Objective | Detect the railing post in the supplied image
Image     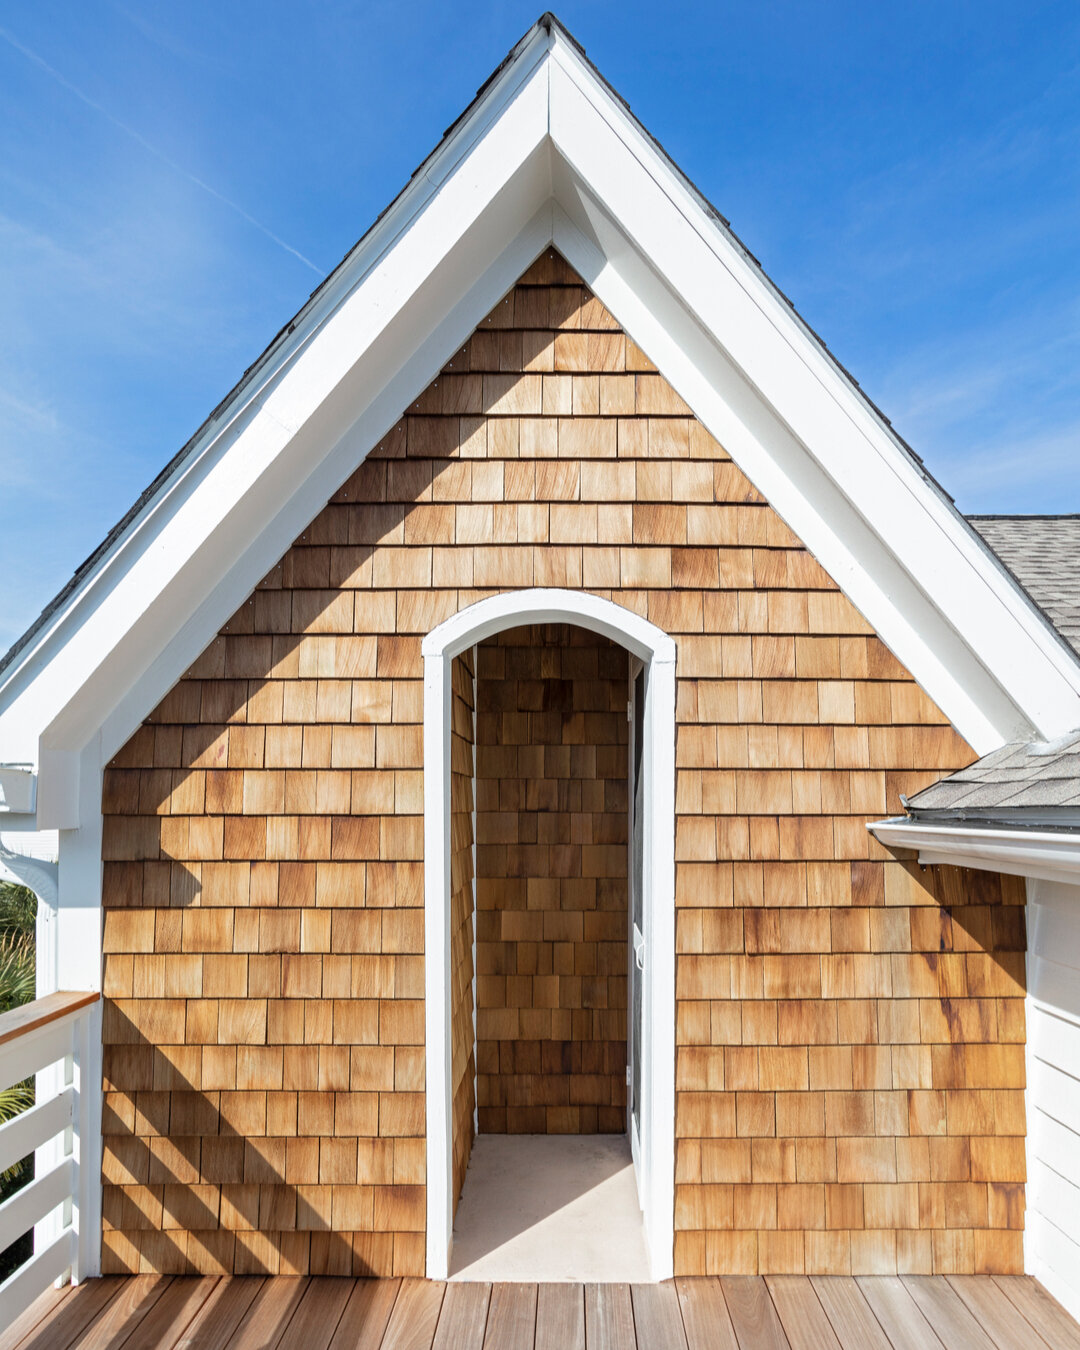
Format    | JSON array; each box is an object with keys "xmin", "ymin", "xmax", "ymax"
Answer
[
  {"xmin": 0, "ymin": 991, "xmax": 98, "ymax": 1323},
  {"xmin": 72, "ymin": 1008, "xmax": 91, "ymax": 1284},
  {"xmin": 61, "ymin": 1039, "xmax": 74, "ymax": 1276}
]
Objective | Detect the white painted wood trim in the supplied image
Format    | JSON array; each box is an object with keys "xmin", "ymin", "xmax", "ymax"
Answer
[
  {"xmin": 643, "ymin": 653, "xmax": 676, "ymax": 1281},
  {"xmin": 1024, "ymin": 878, "xmax": 1080, "ymax": 1313},
  {"xmin": 420, "ymin": 588, "xmax": 677, "ymax": 665},
  {"xmin": 423, "ymin": 589, "xmax": 675, "ymax": 1281},
  {"xmin": 7, "ymin": 20, "xmax": 1080, "ymax": 805},
  {"xmin": 545, "ymin": 32, "xmax": 1080, "ymax": 750},
  {"xmin": 48, "ymin": 742, "xmax": 104, "ymax": 1279},
  {"xmin": 423, "ymin": 650, "xmax": 454, "ymax": 1279}
]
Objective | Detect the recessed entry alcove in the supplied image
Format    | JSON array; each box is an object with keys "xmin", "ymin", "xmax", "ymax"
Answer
[{"xmin": 422, "ymin": 589, "xmax": 676, "ymax": 1281}]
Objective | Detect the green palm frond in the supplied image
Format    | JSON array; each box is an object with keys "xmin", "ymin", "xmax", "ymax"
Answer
[
  {"xmin": 0, "ymin": 883, "xmax": 36, "ymax": 939},
  {"xmin": 0, "ymin": 1081, "xmax": 33, "ymax": 1127},
  {"xmin": 0, "ymin": 931, "xmax": 35, "ymax": 1012}
]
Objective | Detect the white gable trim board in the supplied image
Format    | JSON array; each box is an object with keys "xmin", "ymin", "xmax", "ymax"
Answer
[
  {"xmin": 2, "ymin": 18, "xmax": 1079, "ymax": 817},
  {"xmin": 0, "ymin": 12, "xmax": 1078, "ymax": 1289}
]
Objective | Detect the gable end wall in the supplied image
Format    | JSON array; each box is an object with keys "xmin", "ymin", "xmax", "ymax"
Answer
[{"xmin": 99, "ymin": 249, "xmax": 1026, "ymax": 1278}]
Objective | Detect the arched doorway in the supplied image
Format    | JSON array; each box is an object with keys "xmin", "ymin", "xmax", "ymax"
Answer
[{"xmin": 422, "ymin": 590, "xmax": 675, "ymax": 1280}]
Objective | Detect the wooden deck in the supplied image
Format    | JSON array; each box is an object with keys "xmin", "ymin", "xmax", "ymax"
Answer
[{"xmin": 3, "ymin": 1273, "xmax": 1080, "ymax": 1350}]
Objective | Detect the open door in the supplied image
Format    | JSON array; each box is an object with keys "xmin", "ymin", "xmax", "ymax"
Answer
[{"xmin": 628, "ymin": 657, "xmax": 646, "ymax": 1205}]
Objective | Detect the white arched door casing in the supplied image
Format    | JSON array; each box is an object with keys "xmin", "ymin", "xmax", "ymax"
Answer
[{"xmin": 421, "ymin": 589, "xmax": 676, "ymax": 1280}]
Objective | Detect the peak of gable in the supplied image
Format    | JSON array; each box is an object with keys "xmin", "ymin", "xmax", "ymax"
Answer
[{"xmin": 3, "ymin": 19, "xmax": 1079, "ymax": 810}]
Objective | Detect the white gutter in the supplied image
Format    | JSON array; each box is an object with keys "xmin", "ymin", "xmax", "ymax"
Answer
[{"xmin": 869, "ymin": 817, "xmax": 1080, "ymax": 888}]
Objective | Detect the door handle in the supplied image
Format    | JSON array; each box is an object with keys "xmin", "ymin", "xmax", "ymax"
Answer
[{"xmin": 633, "ymin": 924, "xmax": 645, "ymax": 971}]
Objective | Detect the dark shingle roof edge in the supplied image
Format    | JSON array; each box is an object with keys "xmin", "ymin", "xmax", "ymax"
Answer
[
  {"xmin": 967, "ymin": 515, "xmax": 1080, "ymax": 662},
  {"xmin": 906, "ymin": 725, "xmax": 1080, "ymax": 826}
]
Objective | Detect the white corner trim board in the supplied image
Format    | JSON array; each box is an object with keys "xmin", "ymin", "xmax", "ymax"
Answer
[
  {"xmin": 1021, "ymin": 878, "xmax": 1080, "ymax": 1323},
  {"xmin": 422, "ymin": 590, "xmax": 676, "ymax": 1281},
  {"xmin": 868, "ymin": 817, "xmax": 1080, "ymax": 887}
]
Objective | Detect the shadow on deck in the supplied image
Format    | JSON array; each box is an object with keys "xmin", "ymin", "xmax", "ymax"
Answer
[{"xmin": 3, "ymin": 1271, "xmax": 1080, "ymax": 1350}]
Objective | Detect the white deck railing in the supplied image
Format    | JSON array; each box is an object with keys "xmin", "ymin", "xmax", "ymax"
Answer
[{"xmin": 0, "ymin": 990, "xmax": 98, "ymax": 1326}]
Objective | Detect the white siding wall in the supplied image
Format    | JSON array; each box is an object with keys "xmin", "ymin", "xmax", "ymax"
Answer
[{"xmin": 1026, "ymin": 877, "xmax": 1080, "ymax": 1320}]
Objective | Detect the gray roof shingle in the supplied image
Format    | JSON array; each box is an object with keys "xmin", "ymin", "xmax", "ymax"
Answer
[
  {"xmin": 907, "ymin": 727, "xmax": 1080, "ymax": 819},
  {"xmin": 893, "ymin": 515, "xmax": 1080, "ymax": 825},
  {"xmin": 969, "ymin": 515, "xmax": 1080, "ymax": 657}
]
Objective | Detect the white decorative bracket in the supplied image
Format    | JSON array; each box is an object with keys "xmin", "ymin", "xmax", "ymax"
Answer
[
  {"xmin": 0, "ymin": 764, "xmax": 36, "ymax": 815},
  {"xmin": 0, "ymin": 837, "xmax": 59, "ymax": 912}
]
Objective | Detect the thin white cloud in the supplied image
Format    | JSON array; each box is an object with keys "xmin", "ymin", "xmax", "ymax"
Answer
[
  {"xmin": 0, "ymin": 25, "xmax": 325, "ymax": 277},
  {"xmin": 939, "ymin": 420, "xmax": 1080, "ymax": 512}
]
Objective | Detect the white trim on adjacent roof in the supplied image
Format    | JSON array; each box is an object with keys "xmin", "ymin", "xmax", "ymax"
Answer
[
  {"xmin": 423, "ymin": 590, "xmax": 675, "ymax": 1282},
  {"xmin": 868, "ymin": 817, "xmax": 1080, "ymax": 887}
]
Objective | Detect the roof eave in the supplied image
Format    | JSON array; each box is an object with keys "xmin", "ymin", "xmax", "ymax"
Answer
[{"xmin": 869, "ymin": 814, "xmax": 1080, "ymax": 887}]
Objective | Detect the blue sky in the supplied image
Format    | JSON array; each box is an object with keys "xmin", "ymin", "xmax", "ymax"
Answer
[{"xmin": 1, "ymin": 1, "xmax": 1078, "ymax": 652}]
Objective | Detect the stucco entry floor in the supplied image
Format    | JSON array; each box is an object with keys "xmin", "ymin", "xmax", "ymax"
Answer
[{"xmin": 447, "ymin": 1133, "xmax": 652, "ymax": 1282}]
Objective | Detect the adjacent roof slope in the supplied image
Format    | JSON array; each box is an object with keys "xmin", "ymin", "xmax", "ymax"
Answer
[
  {"xmin": 969, "ymin": 515, "xmax": 1080, "ymax": 657},
  {"xmin": 906, "ymin": 517, "xmax": 1080, "ymax": 823},
  {"xmin": 906, "ymin": 727, "xmax": 1080, "ymax": 821}
]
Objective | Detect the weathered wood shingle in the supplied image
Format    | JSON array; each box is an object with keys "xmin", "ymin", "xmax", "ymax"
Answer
[{"xmin": 100, "ymin": 249, "xmax": 1024, "ymax": 1278}]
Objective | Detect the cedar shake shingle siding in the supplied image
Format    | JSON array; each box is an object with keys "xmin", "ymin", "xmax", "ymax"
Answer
[
  {"xmin": 474, "ymin": 625, "xmax": 629, "ymax": 1135},
  {"xmin": 99, "ymin": 249, "xmax": 1025, "ymax": 1278}
]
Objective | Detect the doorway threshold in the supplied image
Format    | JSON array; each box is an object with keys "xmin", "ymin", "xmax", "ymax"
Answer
[{"xmin": 448, "ymin": 1134, "xmax": 652, "ymax": 1282}]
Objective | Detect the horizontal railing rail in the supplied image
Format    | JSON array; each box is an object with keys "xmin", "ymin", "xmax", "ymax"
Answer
[{"xmin": 0, "ymin": 990, "xmax": 98, "ymax": 1328}]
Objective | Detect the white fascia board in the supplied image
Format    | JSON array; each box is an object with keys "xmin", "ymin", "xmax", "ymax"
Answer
[
  {"xmin": 869, "ymin": 817, "xmax": 1080, "ymax": 886},
  {"xmin": 550, "ymin": 198, "xmax": 1017, "ymax": 755},
  {"xmin": 95, "ymin": 203, "xmax": 555, "ymax": 770},
  {"xmin": 545, "ymin": 33, "xmax": 1080, "ymax": 751},
  {"xmin": 6, "ymin": 18, "xmax": 1080, "ymax": 791},
  {"xmin": 0, "ymin": 42, "xmax": 553, "ymax": 780}
]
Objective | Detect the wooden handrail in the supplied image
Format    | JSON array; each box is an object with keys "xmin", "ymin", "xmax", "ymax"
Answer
[{"xmin": 0, "ymin": 991, "xmax": 99, "ymax": 1049}]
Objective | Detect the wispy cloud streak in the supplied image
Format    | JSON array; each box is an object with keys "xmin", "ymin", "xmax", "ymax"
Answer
[{"xmin": 0, "ymin": 25, "xmax": 325, "ymax": 277}]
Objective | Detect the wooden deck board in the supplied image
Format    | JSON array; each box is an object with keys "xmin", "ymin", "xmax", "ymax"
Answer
[
  {"xmin": 993, "ymin": 1275, "xmax": 1080, "ymax": 1350},
  {"xmin": 380, "ymin": 1278, "xmax": 445, "ymax": 1350},
  {"xmin": 585, "ymin": 1283, "xmax": 636, "ymax": 1350},
  {"xmin": 766, "ymin": 1276, "xmax": 841, "ymax": 1350},
  {"xmin": 946, "ymin": 1274, "xmax": 1056, "ymax": 1350},
  {"xmin": 123, "ymin": 1275, "xmax": 219, "ymax": 1350},
  {"xmin": 675, "ymin": 1277, "xmax": 740, "ymax": 1350},
  {"xmin": 10, "ymin": 1277, "xmax": 121, "ymax": 1350},
  {"xmin": 0, "ymin": 1280, "xmax": 69, "ymax": 1350},
  {"xmin": 856, "ymin": 1276, "xmax": 946, "ymax": 1350},
  {"xmin": 8, "ymin": 1274, "xmax": 1080, "ymax": 1350},
  {"xmin": 809, "ymin": 1278, "xmax": 892, "ymax": 1350},
  {"xmin": 720, "ymin": 1275, "xmax": 791, "ymax": 1350},
  {"xmin": 327, "ymin": 1278, "xmax": 401, "ymax": 1350},
  {"xmin": 176, "ymin": 1277, "xmax": 266, "ymax": 1350},
  {"xmin": 630, "ymin": 1282, "xmax": 688, "ymax": 1350},
  {"xmin": 484, "ymin": 1283, "xmax": 537, "ymax": 1350},
  {"xmin": 63, "ymin": 1274, "xmax": 171, "ymax": 1350},
  {"xmin": 226, "ymin": 1278, "xmax": 309, "ymax": 1350},
  {"xmin": 899, "ymin": 1275, "xmax": 998, "ymax": 1350},
  {"xmin": 536, "ymin": 1283, "xmax": 585, "ymax": 1350},
  {"xmin": 432, "ymin": 1282, "xmax": 491, "ymax": 1350},
  {"xmin": 277, "ymin": 1277, "xmax": 354, "ymax": 1350}
]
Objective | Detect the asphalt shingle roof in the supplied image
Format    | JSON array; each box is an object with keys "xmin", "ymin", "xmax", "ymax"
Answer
[
  {"xmin": 969, "ymin": 515, "xmax": 1080, "ymax": 657},
  {"xmin": 906, "ymin": 727, "xmax": 1080, "ymax": 818},
  {"xmin": 897, "ymin": 515, "xmax": 1080, "ymax": 823}
]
